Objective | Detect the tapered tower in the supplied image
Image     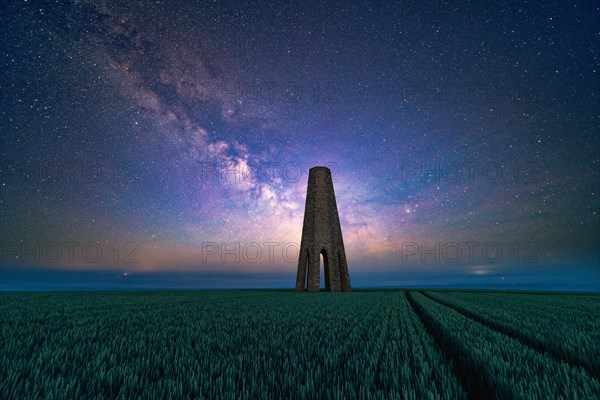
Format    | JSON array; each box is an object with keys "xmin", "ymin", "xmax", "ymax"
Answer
[{"xmin": 296, "ymin": 166, "xmax": 351, "ymax": 292}]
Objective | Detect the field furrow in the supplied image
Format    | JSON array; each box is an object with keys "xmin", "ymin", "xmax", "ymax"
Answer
[
  {"xmin": 392, "ymin": 292, "xmax": 466, "ymax": 399},
  {"xmin": 406, "ymin": 291, "xmax": 600, "ymax": 399},
  {"xmin": 422, "ymin": 290, "xmax": 600, "ymax": 376}
]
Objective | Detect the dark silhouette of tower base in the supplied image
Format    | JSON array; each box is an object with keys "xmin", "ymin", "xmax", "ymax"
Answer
[{"xmin": 296, "ymin": 166, "xmax": 351, "ymax": 292}]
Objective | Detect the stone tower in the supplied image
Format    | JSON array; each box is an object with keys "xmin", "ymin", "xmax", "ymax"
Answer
[{"xmin": 296, "ymin": 166, "xmax": 351, "ymax": 292}]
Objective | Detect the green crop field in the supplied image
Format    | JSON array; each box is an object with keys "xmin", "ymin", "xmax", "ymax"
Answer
[{"xmin": 1, "ymin": 290, "xmax": 598, "ymax": 399}]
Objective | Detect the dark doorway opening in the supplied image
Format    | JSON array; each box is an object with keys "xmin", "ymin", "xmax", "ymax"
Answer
[{"xmin": 320, "ymin": 250, "xmax": 330, "ymax": 291}]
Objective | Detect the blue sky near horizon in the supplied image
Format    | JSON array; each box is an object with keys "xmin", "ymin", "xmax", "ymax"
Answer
[
  {"xmin": 1, "ymin": 1, "xmax": 599, "ymax": 291},
  {"xmin": 2, "ymin": 263, "xmax": 598, "ymax": 292}
]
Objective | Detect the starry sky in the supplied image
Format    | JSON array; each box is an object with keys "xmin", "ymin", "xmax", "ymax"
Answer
[{"xmin": 1, "ymin": 0, "xmax": 598, "ymax": 290}]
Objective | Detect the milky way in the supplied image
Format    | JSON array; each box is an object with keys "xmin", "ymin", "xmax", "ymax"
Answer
[{"xmin": 1, "ymin": 1, "xmax": 598, "ymax": 290}]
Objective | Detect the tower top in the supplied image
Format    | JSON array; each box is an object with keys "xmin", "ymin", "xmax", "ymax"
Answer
[{"xmin": 309, "ymin": 166, "xmax": 331, "ymax": 172}]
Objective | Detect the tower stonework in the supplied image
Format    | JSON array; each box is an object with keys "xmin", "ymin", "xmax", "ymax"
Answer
[{"xmin": 296, "ymin": 166, "xmax": 351, "ymax": 292}]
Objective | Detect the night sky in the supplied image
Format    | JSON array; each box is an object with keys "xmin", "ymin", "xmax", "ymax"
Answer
[{"xmin": 1, "ymin": 1, "xmax": 598, "ymax": 290}]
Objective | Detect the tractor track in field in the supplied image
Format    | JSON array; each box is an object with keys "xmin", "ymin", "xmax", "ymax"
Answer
[
  {"xmin": 404, "ymin": 291, "xmax": 486, "ymax": 399},
  {"xmin": 418, "ymin": 290, "xmax": 598, "ymax": 378}
]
